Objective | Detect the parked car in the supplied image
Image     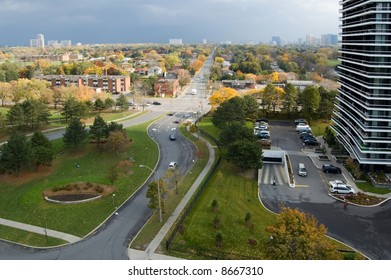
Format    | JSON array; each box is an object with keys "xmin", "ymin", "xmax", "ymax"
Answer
[
  {"xmin": 303, "ymin": 139, "xmax": 319, "ymax": 146},
  {"xmin": 169, "ymin": 134, "xmax": 176, "ymax": 141},
  {"xmin": 257, "ymin": 130, "xmax": 270, "ymax": 138},
  {"xmin": 294, "ymin": 118, "xmax": 307, "ymax": 126},
  {"xmin": 152, "ymin": 101, "xmax": 161, "ymax": 105},
  {"xmin": 167, "ymin": 112, "xmax": 175, "ymax": 116},
  {"xmin": 330, "ymin": 182, "xmax": 356, "ymax": 195},
  {"xmin": 296, "ymin": 123, "xmax": 311, "ymax": 132},
  {"xmin": 329, "ymin": 180, "xmax": 346, "ymax": 188},
  {"xmin": 322, "ymin": 164, "xmax": 342, "ymax": 174},
  {"xmin": 256, "ymin": 118, "xmax": 268, "ymax": 124}
]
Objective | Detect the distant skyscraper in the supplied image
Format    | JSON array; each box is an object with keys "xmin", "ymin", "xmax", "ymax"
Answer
[
  {"xmin": 169, "ymin": 38, "xmax": 182, "ymax": 45},
  {"xmin": 305, "ymin": 34, "xmax": 317, "ymax": 46},
  {"xmin": 61, "ymin": 40, "xmax": 72, "ymax": 47},
  {"xmin": 332, "ymin": 1, "xmax": 391, "ymax": 168},
  {"xmin": 271, "ymin": 36, "xmax": 282, "ymax": 46},
  {"xmin": 30, "ymin": 34, "xmax": 44, "ymax": 48},
  {"xmin": 321, "ymin": 34, "xmax": 338, "ymax": 46}
]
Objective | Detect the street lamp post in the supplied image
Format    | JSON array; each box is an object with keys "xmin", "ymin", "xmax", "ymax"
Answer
[{"xmin": 139, "ymin": 165, "xmax": 162, "ymax": 223}]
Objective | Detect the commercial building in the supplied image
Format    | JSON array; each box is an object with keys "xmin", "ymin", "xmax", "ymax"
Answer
[
  {"xmin": 36, "ymin": 75, "xmax": 131, "ymax": 93},
  {"xmin": 169, "ymin": 38, "xmax": 183, "ymax": 45},
  {"xmin": 332, "ymin": 1, "xmax": 391, "ymax": 168},
  {"xmin": 30, "ymin": 34, "xmax": 45, "ymax": 48}
]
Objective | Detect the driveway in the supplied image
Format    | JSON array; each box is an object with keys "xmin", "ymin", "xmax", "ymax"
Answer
[{"xmin": 259, "ymin": 121, "xmax": 391, "ymax": 259}]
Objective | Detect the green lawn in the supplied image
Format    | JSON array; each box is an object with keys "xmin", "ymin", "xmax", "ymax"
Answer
[
  {"xmin": 169, "ymin": 160, "xmax": 276, "ymax": 259},
  {"xmin": 0, "ymin": 107, "xmax": 9, "ymax": 114},
  {"xmin": 0, "ymin": 121, "xmax": 158, "ymax": 242},
  {"xmin": 0, "ymin": 224, "xmax": 67, "ymax": 247},
  {"xmin": 310, "ymin": 120, "xmax": 330, "ymax": 137},
  {"xmin": 356, "ymin": 181, "xmax": 391, "ymax": 195}
]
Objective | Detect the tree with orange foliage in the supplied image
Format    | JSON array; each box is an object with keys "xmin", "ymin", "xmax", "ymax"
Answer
[
  {"xmin": 264, "ymin": 207, "xmax": 342, "ymax": 260},
  {"xmin": 190, "ymin": 59, "xmax": 203, "ymax": 72},
  {"xmin": 209, "ymin": 87, "xmax": 240, "ymax": 108},
  {"xmin": 74, "ymin": 84, "xmax": 94, "ymax": 102}
]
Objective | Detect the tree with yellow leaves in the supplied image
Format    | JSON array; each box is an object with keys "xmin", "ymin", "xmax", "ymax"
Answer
[
  {"xmin": 269, "ymin": 71, "xmax": 280, "ymax": 83},
  {"xmin": 264, "ymin": 207, "xmax": 342, "ymax": 260},
  {"xmin": 209, "ymin": 87, "xmax": 239, "ymax": 108},
  {"xmin": 0, "ymin": 81, "xmax": 12, "ymax": 106}
]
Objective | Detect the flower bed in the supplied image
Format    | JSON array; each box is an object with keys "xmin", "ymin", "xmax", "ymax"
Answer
[{"xmin": 332, "ymin": 192, "xmax": 385, "ymax": 206}]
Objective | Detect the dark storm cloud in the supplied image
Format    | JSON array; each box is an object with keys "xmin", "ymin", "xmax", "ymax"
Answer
[{"xmin": 0, "ymin": 0, "xmax": 339, "ymax": 46}]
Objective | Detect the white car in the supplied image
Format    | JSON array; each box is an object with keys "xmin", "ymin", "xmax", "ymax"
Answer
[
  {"xmin": 329, "ymin": 180, "xmax": 355, "ymax": 195},
  {"xmin": 168, "ymin": 162, "xmax": 177, "ymax": 169},
  {"xmin": 329, "ymin": 180, "xmax": 345, "ymax": 188},
  {"xmin": 296, "ymin": 123, "xmax": 311, "ymax": 131}
]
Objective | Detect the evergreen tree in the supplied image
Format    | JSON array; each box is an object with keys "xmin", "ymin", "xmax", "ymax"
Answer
[
  {"xmin": 0, "ymin": 132, "xmax": 32, "ymax": 176},
  {"xmin": 30, "ymin": 131, "xmax": 54, "ymax": 169},
  {"xmin": 89, "ymin": 115, "xmax": 108, "ymax": 147},
  {"xmin": 63, "ymin": 118, "xmax": 88, "ymax": 151}
]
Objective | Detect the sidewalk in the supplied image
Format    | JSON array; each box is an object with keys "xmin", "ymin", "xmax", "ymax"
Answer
[
  {"xmin": 128, "ymin": 135, "xmax": 216, "ymax": 260},
  {"xmin": 0, "ymin": 217, "xmax": 81, "ymax": 244}
]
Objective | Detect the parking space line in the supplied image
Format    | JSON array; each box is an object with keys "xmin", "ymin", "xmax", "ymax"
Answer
[{"xmin": 295, "ymin": 184, "xmax": 310, "ymax": 188}]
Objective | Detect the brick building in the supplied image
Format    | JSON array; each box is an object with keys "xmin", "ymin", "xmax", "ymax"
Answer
[{"xmin": 36, "ymin": 75, "xmax": 131, "ymax": 93}]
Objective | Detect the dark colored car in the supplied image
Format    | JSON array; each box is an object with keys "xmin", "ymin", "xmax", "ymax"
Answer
[
  {"xmin": 303, "ymin": 139, "xmax": 319, "ymax": 146},
  {"xmin": 152, "ymin": 101, "xmax": 161, "ymax": 105},
  {"xmin": 167, "ymin": 112, "xmax": 175, "ymax": 116},
  {"xmin": 169, "ymin": 134, "xmax": 176, "ymax": 141},
  {"xmin": 294, "ymin": 118, "xmax": 307, "ymax": 126},
  {"xmin": 256, "ymin": 118, "xmax": 269, "ymax": 124},
  {"xmin": 322, "ymin": 164, "xmax": 342, "ymax": 174},
  {"xmin": 173, "ymin": 120, "xmax": 181, "ymax": 124}
]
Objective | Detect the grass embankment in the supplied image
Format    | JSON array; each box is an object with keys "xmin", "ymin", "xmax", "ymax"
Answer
[
  {"xmin": 0, "ymin": 224, "xmax": 67, "ymax": 247},
  {"xmin": 165, "ymin": 116, "xmax": 362, "ymax": 260},
  {"xmin": 0, "ymin": 121, "xmax": 158, "ymax": 242},
  {"xmin": 130, "ymin": 125, "xmax": 212, "ymax": 250}
]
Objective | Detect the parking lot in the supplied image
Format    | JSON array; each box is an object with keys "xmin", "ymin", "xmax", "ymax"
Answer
[
  {"xmin": 257, "ymin": 121, "xmax": 391, "ymax": 259},
  {"xmin": 258, "ymin": 120, "xmax": 348, "ymax": 210}
]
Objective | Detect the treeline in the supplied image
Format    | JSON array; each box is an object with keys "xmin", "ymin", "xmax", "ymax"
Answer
[
  {"xmin": 0, "ymin": 115, "xmax": 128, "ymax": 176},
  {"xmin": 210, "ymin": 83, "xmax": 337, "ymax": 122},
  {"xmin": 209, "ymin": 44, "xmax": 338, "ymax": 81}
]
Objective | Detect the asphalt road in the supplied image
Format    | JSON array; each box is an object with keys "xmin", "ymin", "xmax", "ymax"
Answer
[
  {"xmin": 0, "ymin": 52, "xmax": 214, "ymax": 259},
  {"xmin": 260, "ymin": 121, "xmax": 391, "ymax": 260}
]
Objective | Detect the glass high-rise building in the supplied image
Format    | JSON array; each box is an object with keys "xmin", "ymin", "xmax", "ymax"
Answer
[{"xmin": 333, "ymin": 1, "xmax": 391, "ymax": 168}]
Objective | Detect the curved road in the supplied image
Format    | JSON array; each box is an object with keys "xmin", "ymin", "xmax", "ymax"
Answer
[{"xmin": 0, "ymin": 53, "xmax": 214, "ymax": 260}]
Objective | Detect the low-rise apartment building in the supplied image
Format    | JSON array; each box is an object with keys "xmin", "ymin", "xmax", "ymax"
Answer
[{"xmin": 36, "ymin": 74, "xmax": 131, "ymax": 93}]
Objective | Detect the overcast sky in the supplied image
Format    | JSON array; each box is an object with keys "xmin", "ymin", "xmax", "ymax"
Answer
[{"xmin": 0, "ymin": 0, "xmax": 340, "ymax": 46}]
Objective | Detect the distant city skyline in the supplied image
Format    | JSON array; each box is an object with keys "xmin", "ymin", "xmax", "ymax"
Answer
[{"xmin": 0, "ymin": 0, "xmax": 339, "ymax": 46}]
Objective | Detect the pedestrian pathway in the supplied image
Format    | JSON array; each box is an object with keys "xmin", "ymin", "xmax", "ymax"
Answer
[
  {"xmin": 128, "ymin": 134, "xmax": 216, "ymax": 260},
  {"xmin": 0, "ymin": 217, "xmax": 81, "ymax": 243}
]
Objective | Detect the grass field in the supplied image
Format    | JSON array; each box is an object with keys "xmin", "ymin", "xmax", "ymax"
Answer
[
  {"xmin": 0, "ymin": 121, "xmax": 158, "ymax": 242},
  {"xmin": 356, "ymin": 181, "xmax": 391, "ymax": 195},
  {"xmin": 0, "ymin": 224, "xmax": 67, "ymax": 247},
  {"xmin": 165, "ymin": 117, "xmax": 361, "ymax": 260},
  {"xmin": 168, "ymin": 160, "xmax": 276, "ymax": 259}
]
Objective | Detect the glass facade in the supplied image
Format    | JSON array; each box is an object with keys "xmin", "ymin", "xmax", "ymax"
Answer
[{"xmin": 333, "ymin": 0, "xmax": 391, "ymax": 166}]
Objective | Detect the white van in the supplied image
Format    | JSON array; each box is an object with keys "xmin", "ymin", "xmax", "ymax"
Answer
[{"xmin": 298, "ymin": 163, "xmax": 307, "ymax": 176}]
